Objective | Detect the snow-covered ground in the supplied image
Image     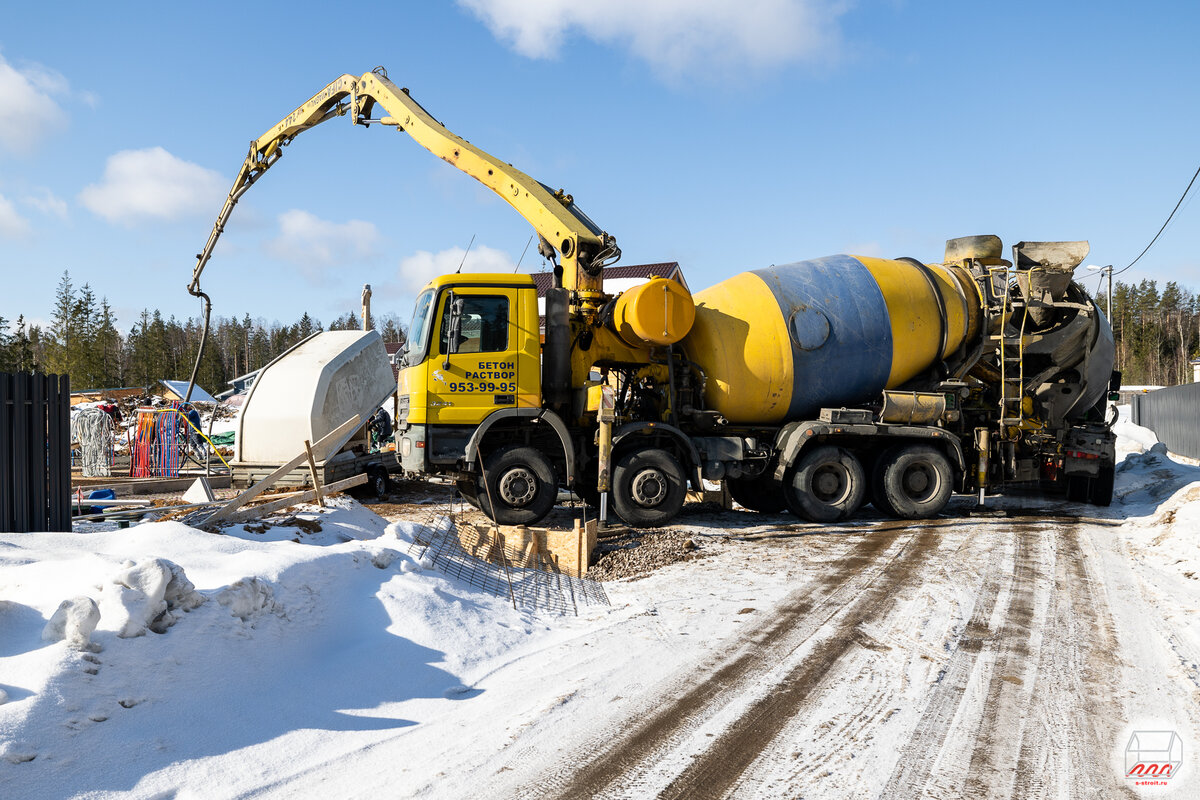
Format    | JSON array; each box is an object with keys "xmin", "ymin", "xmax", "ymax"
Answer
[{"xmin": 3, "ymin": 414, "xmax": 1199, "ymax": 799}]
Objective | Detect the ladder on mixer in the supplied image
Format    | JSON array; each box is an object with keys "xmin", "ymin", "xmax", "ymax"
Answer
[{"xmin": 987, "ymin": 265, "xmax": 1025, "ymax": 432}]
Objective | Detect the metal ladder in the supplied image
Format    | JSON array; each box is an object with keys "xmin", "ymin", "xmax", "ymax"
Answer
[{"xmin": 987, "ymin": 265, "xmax": 1025, "ymax": 433}]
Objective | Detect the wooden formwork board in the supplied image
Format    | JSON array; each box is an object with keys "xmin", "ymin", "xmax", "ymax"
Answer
[{"xmin": 456, "ymin": 519, "xmax": 598, "ymax": 578}]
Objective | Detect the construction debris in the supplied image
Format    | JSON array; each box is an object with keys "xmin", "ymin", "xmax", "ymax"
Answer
[{"xmin": 202, "ymin": 415, "xmax": 360, "ymax": 527}]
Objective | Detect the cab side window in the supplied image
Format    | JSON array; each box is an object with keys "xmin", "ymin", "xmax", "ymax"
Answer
[{"xmin": 440, "ymin": 295, "xmax": 509, "ymax": 354}]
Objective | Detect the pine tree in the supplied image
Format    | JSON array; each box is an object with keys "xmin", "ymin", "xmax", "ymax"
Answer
[
  {"xmin": 46, "ymin": 271, "xmax": 77, "ymax": 377},
  {"xmin": 297, "ymin": 312, "xmax": 317, "ymax": 340},
  {"xmin": 74, "ymin": 282, "xmax": 100, "ymax": 388},
  {"xmin": 0, "ymin": 315, "xmax": 10, "ymax": 371},
  {"xmin": 95, "ymin": 298, "xmax": 122, "ymax": 387},
  {"xmin": 378, "ymin": 313, "xmax": 407, "ymax": 344}
]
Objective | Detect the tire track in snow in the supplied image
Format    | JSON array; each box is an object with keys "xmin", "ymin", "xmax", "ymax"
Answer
[
  {"xmin": 647, "ymin": 529, "xmax": 941, "ymax": 800},
  {"xmin": 525, "ymin": 530, "xmax": 925, "ymax": 800},
  {"xmin": 724, "ymin": 530, "xmax": 996, "ymax": 799},
  {"xmin": 959, "ymin": 528, "xmax": 1040, "ymax": 798},
  {"xmin": 1010, "ymin": 525, "xmax": 1136, "ymax": 800},
  {"xmin": 878, "ymin": 525, "xmax": 1026, "ymax": 798}
]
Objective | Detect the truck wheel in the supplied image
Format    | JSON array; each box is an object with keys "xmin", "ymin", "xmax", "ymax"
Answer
[
  {"xmin": 478, "ymin": 446, "xmax": 557, "ymax": 525},
  {"xmin": 875, "ymin": 444, "xmax": 952, "ymax": 520},
  {"xmin": 1089, "ymin": 465, "xmax": 1114, "ymax": 507},
  {"xmin": 784, "ymin": 446, "xmax": 865, "ymax": 522},
  {"xmin": 726, "ymin": 474, "xmax": 787, "ymax": 513},
  {"xmin": 1066, "ymin": 474, "xmax": 1089, "ymax": 503},
  {"xmin": 612, "ymin": 449, "xmax": 686, "ymax": 528},
  {"xmin": 456, "ymin": 479, "xmax": 482, "ymax": 509}
]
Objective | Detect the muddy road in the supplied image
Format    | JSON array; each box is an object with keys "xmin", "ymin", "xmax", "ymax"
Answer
[{"xmin": 463, "ymin": 504, "xmax": 1193, "ymax": 800}]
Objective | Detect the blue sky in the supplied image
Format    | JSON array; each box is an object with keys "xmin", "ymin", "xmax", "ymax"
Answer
[{"xmin": 1, "ymin": 1, "xmax": 1197, "ymax": 334}]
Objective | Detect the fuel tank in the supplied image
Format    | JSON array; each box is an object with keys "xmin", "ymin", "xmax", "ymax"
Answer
[{"xmin": 680, "ymin": 255, "xmax": 982, "ymax": 425}]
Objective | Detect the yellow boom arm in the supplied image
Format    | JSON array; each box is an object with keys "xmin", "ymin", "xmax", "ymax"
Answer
[{"xmin": 188, "ymin": 68, "xmax": 618, "ymax": 303}]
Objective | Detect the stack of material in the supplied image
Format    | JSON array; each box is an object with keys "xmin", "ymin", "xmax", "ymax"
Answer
[{"xmin": 71, "ymin": 408, "xmax": 114, "ymax": 477}]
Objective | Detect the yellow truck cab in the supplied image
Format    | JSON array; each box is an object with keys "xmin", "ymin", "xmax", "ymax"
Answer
[{"xmin": 396, "ymin": 273, "xmax": 555, "ymax": 499}]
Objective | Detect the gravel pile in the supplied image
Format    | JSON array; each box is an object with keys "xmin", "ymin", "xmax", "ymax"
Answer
[{"xmin": 587, "ymin": 530, "xmax": 709, "ymax": 582}]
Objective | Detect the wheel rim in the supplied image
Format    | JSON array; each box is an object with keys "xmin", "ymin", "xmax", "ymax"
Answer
[
  {"xmin": 498, "ymin": 466, "xmax": 537, "ymax": 507},
  {"xmin": 810, "ymin": 463, "xmax": 849, "ymax": 504},
  {"xmin": 901, "ymin": 462, "xmax": 937, "ymax": 502},
  {"xmin": 630, "ymin": 468, "xmax": 668, "ymax": 508}
]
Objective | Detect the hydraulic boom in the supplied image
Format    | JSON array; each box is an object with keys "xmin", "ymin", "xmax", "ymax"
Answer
[{"xmin": 188, "ymin": 68, "xmax": 619, "ymax": 306}]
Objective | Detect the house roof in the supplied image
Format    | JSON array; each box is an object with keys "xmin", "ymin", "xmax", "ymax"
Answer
[
  {"xmin": 531, "ymin": 262, "xmax": 685, "ymax": 295},
  {"xmin": 159, "ymin": 379, "xmax": 218, "ymax": 404}
]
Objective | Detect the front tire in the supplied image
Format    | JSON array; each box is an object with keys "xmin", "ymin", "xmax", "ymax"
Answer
[
  {"xmin": 784, "ymin": 445, "xmax": 866, "ymax": 523},
  {"xmin": 612, "ymin": 448, "xmax": 687, "ymax": 528},
  {"xmin": 478, "ymin": 445, "xmax": 558, "ymax": 525}
]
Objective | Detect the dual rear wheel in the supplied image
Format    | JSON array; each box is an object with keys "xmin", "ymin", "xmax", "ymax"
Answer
[{"xmin": 781, "ymin": 443, "xmax": 953, "ymax": 522}]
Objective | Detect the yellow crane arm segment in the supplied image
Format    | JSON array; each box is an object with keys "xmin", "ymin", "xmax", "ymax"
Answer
[{"xmin": 188, "ymin": 69, "xmax": 617, "ymax": 301}]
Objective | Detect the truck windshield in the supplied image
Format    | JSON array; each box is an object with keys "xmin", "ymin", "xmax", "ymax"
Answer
[{"xmin": 404, "ymin": 289, "xmax": 435, "ymax": 366}]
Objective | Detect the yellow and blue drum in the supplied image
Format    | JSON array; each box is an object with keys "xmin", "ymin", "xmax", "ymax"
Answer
[{"xmin": 681, "ymin": 255, "xmax": 981, "ymax": 425}]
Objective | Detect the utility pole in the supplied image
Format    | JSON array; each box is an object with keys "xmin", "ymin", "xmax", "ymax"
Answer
[
  {"xmin": 1086, "ymin": 264, "xmax": 1114, "ymax": 320},
  {"xmin": 1106, "ymin": 265, "xmax": 1113, "ymax": 321}
]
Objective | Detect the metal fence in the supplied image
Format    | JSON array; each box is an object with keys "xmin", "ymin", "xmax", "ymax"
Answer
[
  {"xmin": 1131, "ymin": 382, "xmax": 1200, "ymax": 460},
  {"xmin": 0, "ymin": 372, "xmax": 72, "ymax": 532}
]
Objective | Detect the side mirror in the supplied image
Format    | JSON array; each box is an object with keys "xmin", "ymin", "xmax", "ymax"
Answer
[{"xmin": 443, "ymin": 294, "xmax": 463, "ymax": 369}]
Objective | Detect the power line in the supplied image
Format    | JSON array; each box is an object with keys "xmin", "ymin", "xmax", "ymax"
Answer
[{"xmin": 1112, "ymin": 162, "xmax": 1200, "ymax": 279}]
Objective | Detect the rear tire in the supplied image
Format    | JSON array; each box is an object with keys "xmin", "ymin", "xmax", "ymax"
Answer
[
  {"xmin": 783, "ymin": 446, "xmax": 865, "ymax": 523},
  {"xmin": 478, "ymin": 445, "xmax": 558, "ymax": 525},
  {"xmin": 726, "ymin": 474, "xmax": 787, "ymax": 513},
  {"xmin": 1089, "ymin": 465, "xmax": 1114, "ymax": 507},
  {"xmin": 875, "ymin": 444, "xmax": 952, "ymax": 520},
  {"xmin": 1066, "ymin": 474, "xmax": 1089, "ymax": 503},
  {"xmin": 612, "ymin": 448, "xmax": 687, "ymax": 528}
]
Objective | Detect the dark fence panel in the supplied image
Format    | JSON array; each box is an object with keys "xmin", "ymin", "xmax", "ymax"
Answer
[
  {"xmin": 0, "ymin": 372, "xmax": 71, "ymax": 532},
  {"xmin": 1131, "ymin": 382, "xmax": 1200, "ymax": 460}
]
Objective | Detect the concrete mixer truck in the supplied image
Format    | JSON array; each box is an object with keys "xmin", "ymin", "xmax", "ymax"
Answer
[
  {"xmin": 183, "ymin": 70, "xmax": 1118, "ymax": 528},
  {"xmin": 395, "ymin": 234, "xmax": 1118, "ymax": 527}
]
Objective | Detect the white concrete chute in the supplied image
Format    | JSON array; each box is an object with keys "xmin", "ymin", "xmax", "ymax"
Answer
[{"xmin": 235, "ymin": 330, "xmax": 395, "ymax": 465}]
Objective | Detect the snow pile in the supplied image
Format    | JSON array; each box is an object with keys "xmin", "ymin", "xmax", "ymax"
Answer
[
  {"xmin": 1107, "ymin": 414, "xmax": 1200, "ymax": 589},
  {"xmin": 106, "ymin": 558, "xmax": 206, "ymax": 637},
  {"xmin": 216, "ymin": 577, "xmax": 277, "ymax": 621},
  {"xmin": 0, "ymin": 502, "xmax": 568, "ymax": 797},
  {"xmin": 41, "ymin": 598, "xmax": 100, "ymax": 651}
]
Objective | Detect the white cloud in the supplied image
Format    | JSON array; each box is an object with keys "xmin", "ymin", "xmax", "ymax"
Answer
[
  {"xmin": 458, "ymin": 0, "xmax": 846, "ymax": 80},
  {"xmin": 0, "ymin": 54, "xmax": 69, "ymax": 153},
  {"xmin": 0, "ymin": 193, "xmax": 30, "ymax": 238},
  {"xmin": 844, "ymin": 241, "xmax": 884, "ymax": 258},
  {"xmin": 266, "ymin": 210, "xmax": 382, "ymax": 273},
  {"xmin": 79, "ymin": 147, "xmax": 226, "ymax": 225},
  {"xmin": 22, "ymin": 187, "xmax": 68, "ymax": 219},
  {"xmin": 392, "ymin": 245, "xmax": 517, "ymax": 294}
]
